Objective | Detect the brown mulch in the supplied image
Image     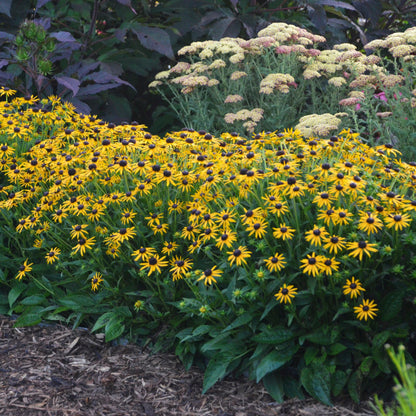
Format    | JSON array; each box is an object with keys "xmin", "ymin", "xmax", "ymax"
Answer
[{"xmin": 0, "ymin": 315, "xmax": 377, "ymax": 416}]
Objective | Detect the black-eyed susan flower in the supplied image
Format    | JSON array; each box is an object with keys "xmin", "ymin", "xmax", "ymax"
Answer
[
  {"xmin": 120, "ymin": 209, "xmax": 136, "ymax": 225},
  {"xmin": 333, "ymin": 208, "xmax": 353, "ymax": 226},
  {"xmin": 227, "ymin": 246, "xmax": 252, "ymax": 267},
  {"xmin": 45, "ymin": 247, "xmax": 61, "ymax": 264},
  {"xmin": 318, "ymin": 256, "xmax": 340, "ymax": 275},
  {"xmin": 168, "ymin": 199, "xmax": 184, "ymax": 214},
  {"xmin": 132, "ymin": 246, "xmax": 157, "ymax": 262},
  {"xmin": 273, "ymin": 223, "xmax": 295, "ymax": 240},
  {"xmin": 197, "ymin": 266, "xmax": 223, "ymax": 285},
  {"xmin": 317, "ymin": 208, "xmax": 336, "ymax": 226},
  {"xmin": 72, "ymin": 237, "xmax": 96, "ymax": 256},
  {"xmin": 246, "ymin": 218, "xmax": 268, "ymax": 239},
  {"xmin": 215, "ymin": 230, "xmax": 237, "ymax": 250},
  {"xmin": 70, "ymin": 224, "xmax": 89, "ymax": 240},
  {"xmin": 91, "ymin": 272, "xmax": 103, "ymax": 291},
  {"xmin": 264, "ymin": 252, "xmax": 286, "ymax": 272},
  {"xmin": 111, "ymin": 227, "xmax": 136, "ymax": 243},
  {"xmin": 354, "ymin": 299, "xmax": 378, "ymax": 321},
  {"xmin": 170, "ymin": 256, "xmax": 193, "ymax": 281},
  {"xmin": 322, "ymin": 235, "xmax": 346, "ymax": 255},
  {"xmin": 300, "ymin": 252, "xmax": 324, "ymax": 277},
  {"xmin": 347, "ymin": 240, "xmax": 378, "ymax": 261},
  {"xmin": 215, "ymin": 208, "xmax": 237, "ymax": 229},
  {"xmin": 384, "ymin": 212, "xmax": 411, "ymax": 231},
  {"xmin": 15, "ymin": 259, "xmax": 33, "ymax": 280},
  {"xmin": 313, "ymin": 192, "xmax": 334, "ymax": 208},
  {"xmin": 343, "ymin": 277, "xmax": 365, "ymax": 298},
  {"xmin": 305, "ymin": 225, "xmax": 329, "ymax": 246},
  {"xmin": 145, "ymin": 212, "xmax": 163, "ymax": 226},
  {"xmin": 140, "ymin": 254, "xmax": 168, "ymax": 276},
  {"xmin": 357, "ymin": 212, "xmax": 383, "ymax": 234},
  {"xmin": 188, "ymin": 239, "xmax": 202, "ymax": 254},
  {"xmin": 274, "ymin": 284, "xmax": 297, "ymax": 304},
  {"xmin": 268, "ymin": 201, "xmax": 289, "ymax": 217},
  {"xmin": 151, "ymin": 222, "xmax": 169, "ymax": 236},
  {"xmin": 162, "ymin": 241, "xmax": 179, "ymax": 255}
]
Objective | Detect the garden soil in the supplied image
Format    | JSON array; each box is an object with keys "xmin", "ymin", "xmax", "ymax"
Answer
[{"xmin": 0, "ymin": 315, "xmax": 377, "ymax": 416}]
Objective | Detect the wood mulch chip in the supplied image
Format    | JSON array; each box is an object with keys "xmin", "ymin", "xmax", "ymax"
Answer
[{"xmin": 0, "ymin": 315, "xmax": 377, "ymax": 415}]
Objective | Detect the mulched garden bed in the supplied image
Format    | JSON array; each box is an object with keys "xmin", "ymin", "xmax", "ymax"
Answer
[{"xmin": 0, "ymin": 315, "xmax": 377, "ymax": 415}]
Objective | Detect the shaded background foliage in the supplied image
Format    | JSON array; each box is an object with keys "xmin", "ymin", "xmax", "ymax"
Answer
[{"xmin": 0, "ymin": 0, "xmax": 414, "ymax": 134}]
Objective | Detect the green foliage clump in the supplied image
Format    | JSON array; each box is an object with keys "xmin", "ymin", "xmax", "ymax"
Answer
[{"xmin": 1, "ymin": 90, "xmax": 416, "ymax": 403}]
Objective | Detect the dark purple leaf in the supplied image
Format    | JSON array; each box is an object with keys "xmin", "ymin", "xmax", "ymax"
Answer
[
  {"xmin": 230, "ymin": 0, "xmax": 239, "ymax": 9},
  {"xmin": 50, "ymin": 31, "xmax": 77, "ymax": 43},
  {"xmin": 199, "ymin": 11, "xmax": 224, "ymax": 27},
  {"xmin": 0, "ymin": 0, "xmax": 12, "ymax": 17},
  {"xmin": 352, "ymin": 0, "xmax": 382, "ymax": 28},
  {"xmin": 36, "ymin": 0, "xmax": 52, "ymax": 8},
  {"xmin": 114, "ymin": 28, "xmax": 127, "ymax": 42},
  {"xmin": 319, "ymin": 0, "xmax": 358, "ymax": 11},
  {"xmin": 131, "ymin": 24, "xmax": 174, "ymax": 59},
  {"xmin": 34, "ymin": 18, "xmax": 51, "ymax": 31},
  {"xmin": 0, "ymin": 59, "xmax": 8, "ymax": 69},
  {"xmin": 68, "ymin": 97, "xmax": 91, "ymax": 115},
  {"xmin": 55, "ymin": 76, "xmax": 81, "ymax": 97},
  {"xmin": 209, "ymin": 17, "xmax": 240, "ymax": 41},
  {"xmin": 116, "ymin": 0, "xmax": 131, "ymax": 6},
  {"xmin": 0, "ymin": 32, "xmax": 14, "ymax": 41},
  {"xmin": 77, "ymin": 83, "xmax": 121, "ymax": 97},
  {"xmin": 85, "ymin": 71, "xmax": 135, "ymax": 90},
  {"xmin": 77, "ymin": 61, "xmax": 100, "ymax": 79}
]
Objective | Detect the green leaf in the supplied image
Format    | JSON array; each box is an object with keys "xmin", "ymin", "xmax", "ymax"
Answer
[
  {"xmin": 20, "ymin": 295, "xmax": 46, "ymax": 306},
  {"xmin": 304, "ymin": 346, "xmax": 319, "ymax": 365},
  {"xmin": 347, "ymin": 370, "xmax": 362, "ymax": 403},
  {"xmin": 328, "ymin": 343, "xmax": 347, "ymax": 355},
  {"xmin": 91, "ymin": 312, "xmax": 114, "ymax": 333},
  {"xmin": 14, "ymin": 312, "xmax": 42, "ymax": 327},
  {"xmin": 105, "ymin": 318, "xmax": 125, "ymax": 342},
  {"xmin": 379, "ymin": 290, "xmax": 404, "ymax": 321},
  {"xmin": 300, "ymin": 365, "xmax": 332, "ymax": 406},
  {"xmin": 222, "ymin": 312, "xmax": 252, "ymax": 333},
  {"xmin": 331, "ymin": 370, "xmax": 347, "ymax": 397},
  {"xmin": 263, "ymin": 373, "xmax": 284, "ymax": 403},
  {"xmin": 304, "ymin": 326, "xmax": 333, "ymax": 345},
  {"xmin": 256, "ymin": 346, "xmax": 297, "ymax": 382},
  {"xmin": 202, "ymin": 351, "xmax": 234, "ymax": 393},
  {"xmin": 252, "ymin": 327, "xmax": 294, "ymax": 345},
  {"xmin": 193, "ymin": 325, "xmax": 212, "ymax": 336},
  {"xmin": 8, "ymin": 283, "xmax": 25, "ymax": 308},
  {"xmin": 58, "ymin": 295, "xmax": 96, "ymax": 310},
  {"xmin": 359, "ymin": 356, "xmax": 373, "ymax": 376},
  {"xmin": 283, "ymin": 376, "xmax": 304, "ymax": 399},
  {"xmin": 372, "ymin": 331, "xmax": 391, "ymax": 351}
]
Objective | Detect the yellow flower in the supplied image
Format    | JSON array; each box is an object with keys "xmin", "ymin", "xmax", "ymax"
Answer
[
  {"xmin": 347, "ymin": 240, "xmax": 378, "ymax": 261},
  {"xmin": 384, "ymin": 213, "xmax": 411, "ymax": 231},
  {"xmin": 273, "ymin": 223, "xmax": 295, "ymax": 240},
  {"xmin": 246, "ymin": 219, "xmax": 268, "ymax": 239},
  {"xmin": 354, "ymin": 299, "xmax": 378, "ymax": 321},
  {"xmin": 72, "ymin": 237, "xmax": 96, "ymax": 256},
  {"xmin": 305, "ymin": 225, "xmax": 329, "ymax": 246},
  {"xmin": 197, "ymin": 266, "xmax": 223, "ymax": 285},
  {"xmin": 227, "ymin": 246, "xmax": 252, "ymax": 267},
  {"xmin": 45, "ymin": 247, "xmax": 61, "ymax": 264},
  {"xmin": 343, "ymin": 277, "xmax": 365, "ymax": 299},
  {"xmin": 322, "ymin": 235, "xmax": 346, "ymax": 255},
  {"xmin": 264, "ymin": 253, "xmax": 286, "ymax": 272},
  {"xmin": 15, "ymin": 259, "xmax": 33, "ymax": 280},
  {"xmin": 274, "ymin": 284, "xmax": 297, "ymax": 304},
  {"xmin": 140, "ymin": 254, "xmax": 168, "ymax": 276},
  {"xmin": 91, "ymin": 272, "xmax": 104, "ymax": 291},
  {"xmin": 300, "ymin": 252, "xmax": 324, "ymax": 277}
]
